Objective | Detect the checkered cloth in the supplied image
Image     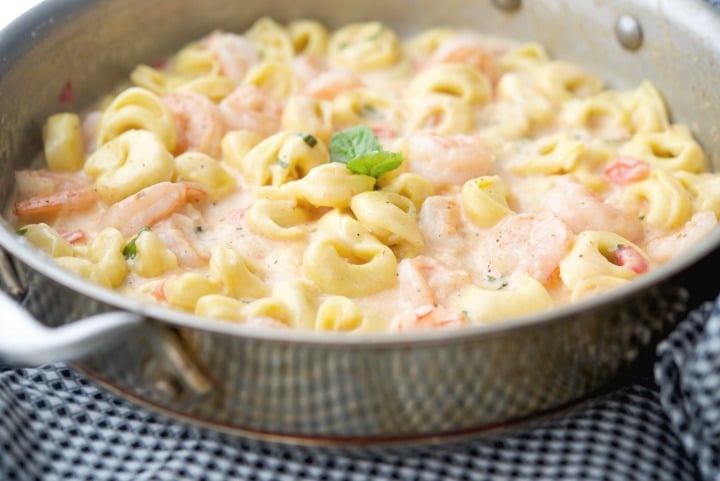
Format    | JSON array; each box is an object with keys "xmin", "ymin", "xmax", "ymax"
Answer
[
  {"xmin": 3, "ymin": 293, "xmax": 720, "ymax": 481},
  {"xmin": 0, "ymin": 365, "xmax": 703, "ymax": 481},
  {"xmin": 656, "ymin": 299, "xmax": 720, "ymax": 481}
]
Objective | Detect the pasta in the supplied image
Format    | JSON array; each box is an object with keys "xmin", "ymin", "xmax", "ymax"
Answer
[
  {"xmin": 42, "ymin": 113, "xmax": 86, "ymax": 172},
  {"xmin": 6, "ymin": 17, "xmax": 719, "ymax": 334},
  {"xmin": 84, "ymin": 129, "xmax": 175, "ymax": 204}
]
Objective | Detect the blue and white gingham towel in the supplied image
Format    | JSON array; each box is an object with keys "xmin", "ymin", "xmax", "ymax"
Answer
[
  {"xmin": 3, "ymin": 293, "xmax": 720, "ymax": 481},
  {"xmin": 656, "ymin": 298, "xmax": 720, "ymax": 481}
]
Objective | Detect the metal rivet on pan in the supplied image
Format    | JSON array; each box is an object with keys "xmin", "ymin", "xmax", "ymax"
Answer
[
  {"xmin": 492, "ymin": 0, "xmax": 521, "ymax": 13},
  {"xmin": 615, "ymin": 14, "xmax": 643, "ymax": 51},
  {"xmin": 154, "ymin": 373, "xmax": 183, "ymax": 400}
]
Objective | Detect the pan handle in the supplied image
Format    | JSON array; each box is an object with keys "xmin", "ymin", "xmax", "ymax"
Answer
[{"xmin": 0, "ymin": 289, "xmax": 144, "ymax": 366}]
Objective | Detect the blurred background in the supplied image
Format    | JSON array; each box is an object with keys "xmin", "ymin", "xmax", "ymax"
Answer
[{"xmin": 0, "ymin": 0, "xmax": 44, "ymax": 29}]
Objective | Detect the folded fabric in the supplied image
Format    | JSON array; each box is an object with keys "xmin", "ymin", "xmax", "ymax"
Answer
[{"xmin": 656, "ymin": 297, "xmax": 720, "ymax": 481}]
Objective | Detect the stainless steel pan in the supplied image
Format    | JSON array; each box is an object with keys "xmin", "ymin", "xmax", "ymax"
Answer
[{"xmin": 1, "ymin": 0, "xmax": 720, "ymax": 446}]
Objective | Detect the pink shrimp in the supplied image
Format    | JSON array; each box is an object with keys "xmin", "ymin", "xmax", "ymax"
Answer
[
  {"xmin": 544, "ymin": 175, "xmax": 644, "ymax": 241},
  {"xmin": 13, "ymin": 186, "xmax": 97, "ymax": 219},
  {"xmin": 15, "ymin": 169, "xmax": 89, "ymax": 198},
  {"xmin": 390, "ymin": 256, "xmax": 470, "ymax": 332},
  {"xmin": 646, "ymin": 210, "xmax": 718, "ymax": 263},
  {"xmin": 162, "ymin": 91, "xmax": 225, "ymax": 158},
  {"xmin": 304, "ymin": 70, "xmax": 364, "ymax": 100},
  {"xmin": 100, "ymin": 181, "xmax": 207, "ymax": 237},
  {"xmin": 405, "ymin": 132, "xmax": 494, "ymax": 189},
  {"xmin": 476, "ymin": 212, "xmax": 574, "ymax": 282},
  {"xmin": 418, "ymin": 195, "xmax": 464, "ymax": 251},
  {"xmin": 153, "ymin": 213, "xmax": 209, "ymax": 268},
  {"xmin": 425, "ymin": 37, "xmax": 501, "ymax": 84},
  {"xmin": 218, "ymin": 85, "xmax": 282, "ymax": 137},
  {"xmin": 13, "ymin": 170, "xmax": 97, "ymax": 219},
  {"xmin": 202, "ymin": 30, "xmax": 260, "ymax": 84}
]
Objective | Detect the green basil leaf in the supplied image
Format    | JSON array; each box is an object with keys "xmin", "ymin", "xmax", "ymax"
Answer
[
  {"xmin": 329, "ymin": 125, "xmax": 382, "ymax": 164},
  {"xmin": 16, "ymin": 227, "xmax": 28, "ymax": 236},
  {"xmin": 346, "ymin": 150, "xmax": 403, "ymax": 178}
]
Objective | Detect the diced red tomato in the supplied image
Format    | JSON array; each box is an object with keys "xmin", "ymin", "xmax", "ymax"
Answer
[
  {"xmin": 371, "ymin": 123, "xmax": 396, "ymax": 141},
  {"xmin": 613, "ymin": 245, "xmax": 649, "ymax": 274},
  {"xmin": 58, "ymin": 81, "xmax": 74, "ymax": 104},
  {"xmin": 603, "ymin": 156, "xmax": 650, "ymax": 184},
  {"xmin": 150, "ymin": 58, "xmax": 167, "ymax": 69}
]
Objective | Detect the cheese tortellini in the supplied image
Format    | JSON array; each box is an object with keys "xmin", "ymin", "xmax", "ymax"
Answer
[
  {"xmin": 96, "ymin": 87, "xmax": 177, "ymax": 151},
  {"xmin": 84, "ymin": 129, "xmax": 175, "ymax": 204}
]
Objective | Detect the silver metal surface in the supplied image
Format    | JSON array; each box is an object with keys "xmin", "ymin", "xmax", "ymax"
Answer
[
  {"xmin": 0, "ymin": 289, "xmax": 145, "ymax": 366},
  {"xmin": 0, "ymin": 248, "xmax": 24, "ymax": 298},
  {"xmin": 615, "ymin": 14, "xmax": 643, "ymax": 51},
  {"xmin": 0, "ymin": 0, "xmax": 719, "ymax": 445}
]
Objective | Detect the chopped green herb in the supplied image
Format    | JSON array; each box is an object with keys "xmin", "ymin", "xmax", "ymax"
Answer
[
  {"xmin": 275, "ymin": 157, "xmax": 289, "ymax": 168},
  {"xmin": 300, "ymin": 133, "xmax": 318, "ymax": 147},
  {"xmin": 462, "ymin": 310, "xmax": 469, "ymax": 319},
  {"xmin": 360, "ymin": 104, "xmax": 382, "ymax": 120},
  {"xmin": 123, "ymin": 227, "xmax": 150, "ymax": 260},
  {"xmin": 329, "ymin": 125, "xmax": 403, "ymax": 178},
  {"xmin": 16, "ymin": 227, "xmax": 28, "ymax": 236}
]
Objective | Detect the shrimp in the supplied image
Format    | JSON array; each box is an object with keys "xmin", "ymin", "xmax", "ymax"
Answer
[
  {"xmin": 162, "ymin": 91, "xmax": 225, "ymax": 158},
  {"xmin": 218, "ymin": 85, "xmax": 282, "ymax": 137},
  {"xmin": 13, "ymin": 187, "xmax": 97, "ymax": 219},
  {"xmin": 390, "ymin": 256, "xmax": 470, "ymax": 332},
  {"xmin": 418, "ymin": 195, "xmax": 464, "ymax": 252},
  {"xmin": 476, "ymin": 212, "xmax": 574, "ymax": 282},
  {"xmin": 646, "ymin": 210, "xmax": 718, "ymax": 263},
  {"xmin": 100, "ymin": 181, "xmax": 207, "ymax": 237},
  {"xmin": 202, "ymin": 30, "xmax": 260, "ymax": 84},
  {"xmin": 15, "ymin": 169, "xmax": 90, "ymax": 199},
  {"xmin": 545, "ymin": 175, "xmax": 644, "ymax": 241},
  {"xmin": 304, "ymin": 70, "xmax": 363, "ymax": 100},
  {"xmin": 425, "ymin": 37, "xmax": 501, "ymax": 84},
  {"xmin": 153, "ymin": 212, "xmax": 209, "ymax": 269},
  {"xmin": 13, "ymin": 170, "xmax": 97, "ymax": 218},
  {"xmin": 404, "ymin": 132, "xmax": 494, "ymax": 189}
]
